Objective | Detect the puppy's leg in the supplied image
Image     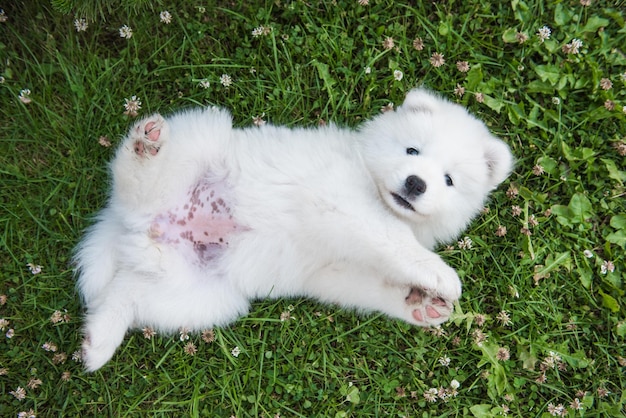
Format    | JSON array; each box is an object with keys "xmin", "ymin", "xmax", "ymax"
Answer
[
  {"xmin": 304, "ymin": 264, "xmax": 452, "ymax": 327},
  {"xmin": 110, "ymin": 114, "xmax": 170, "ymax": 210},
  {"xmin": 300, "ymin": 212, "xmax": 462, "ymax": 307},
  {"xmin": 81, "ymin": 287, "xmax": 134, "ymax": 372},
  {"xmin": 378, "ymin": 250, "xmax": 461, "ymax": 318}
]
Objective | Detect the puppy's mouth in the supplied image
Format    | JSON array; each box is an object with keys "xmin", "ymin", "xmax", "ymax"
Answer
[{"xmin": 391, "ymin": 193, "xmax": 415, "ymax": 212}]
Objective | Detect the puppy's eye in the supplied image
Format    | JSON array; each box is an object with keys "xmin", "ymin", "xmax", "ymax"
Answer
[
  {"xmin": 406, "ymin": 148, "xmax": 420, "ymax": 156},
  {"xmin": 445, "ymin": 174, "xmax": 454, "ymax": 187}
]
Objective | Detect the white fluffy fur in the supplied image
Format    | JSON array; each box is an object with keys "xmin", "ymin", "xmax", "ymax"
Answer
[{"xmin": 75, "ymin": 88, "xmax": 513, "ymax": 371}]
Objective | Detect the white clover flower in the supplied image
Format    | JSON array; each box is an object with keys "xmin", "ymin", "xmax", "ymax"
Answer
[
  {"xmin": 563, "ymin": 38, "xmax": 583, "ymax": 54},
  {"xmin": 600, "ymin": 260, "xmax": 615, "ymax": 275},
  {"xmin": 42, "ymin": 342, "xmax": 58, "ymax": 352},
  {"xmin": 537, "ymin": 25, "xmax": 551, "ymax": 42},
  {"xmin": 184, "ymin": 341, "xmax": 197, "ymax": 356},
  {"xmin": 457, "ymin": 236, "xmax": 473, "ymax": 250},
  {"xmin": 220, "ymin": 74, "xmax": 233, "ymax": 87},
  {"xmin": 50, "ymin": 310, "xmax": 66, "ymax": 324},
  {"xmin": 456, "ymin": 61, "xmax": 470, "ymax": 72},
  {"xmin": 393, "ymin": 70, "xmax": 403, "ymax": 81},
  {"xmin": 252, "ymin": 27, "xmax": 263, "ymax": 37},
  {"xmin": 72, "ymin": 350, "xmax": 83, "ymax": 362},
  {"xmin": 119, "ymin": 25, "xmax": 133, "ymax": 39},
  {"xmin": 570, "ymin": 398, "xmax": 583, "ymax": 410},
  {"xmin": 251, "ymin": 26, "xmax": 270, "ymax": 37},
  {"xmin": 179, "ymin": 327, "xmax": 190, "ymax": 341},
  {"xmin": 160, "ymin": 11, "xmax": 172, "ymax": 24},
  {"xmin": 423, "ymin": 388, "xmax": 438, "ymax": 402},
  {"xmin": 252, "ymin": 113, "xmax": 266, "ymax": 127},
  {"xmin": 123, "ymin": 95, "xmax": 141, "ymax": 117},
  {"xmin": 19, "ymin": 89, "xmax": 32, "ymax": 104},
  {"xmin": 382, "ymin": 36, "xmax": 395, "ymax": 50},
  {"xmin": 27, "ymin": 262, "xmax": 41, "ymax": 274},
  {"xmin": 547, "ymin": 403, "xmax": 566, "ymax": 417},
  {"xmin": 600, "ymin": 78, "xmax": 612, "ymax": 90},
  {"xmin": 438, "ymin": 356, "xmax": 451, "ymax": 366},
  {"xmin": 231, "ymin": 346, "xmax": 241, "ymax": 357},
  {"xmin": 74, "ymin": 18, "xmax": 88, "ymax": 32},
  {"xmin": 142, "ymin": 327, "xmax": 156, "ymax": 339},
  {"xmin": 430, "ymin": 52, "xmax": 445, "ymax": 67},
  {"xmin": 10, "ymin": 387, "xmax": 26, "ymax": 400},
  {"xmin": 543, "ymin": 351, "xmax": 561, "ymax": 368},
  {"xmin": 496, "ymin": 310, "xmax": 513, "ymax": 326}
]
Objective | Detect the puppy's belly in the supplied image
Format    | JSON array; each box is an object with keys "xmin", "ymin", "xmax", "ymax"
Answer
[{"xmin": 149, "ymin": 177, "xmax": 242, "ymax": 264}]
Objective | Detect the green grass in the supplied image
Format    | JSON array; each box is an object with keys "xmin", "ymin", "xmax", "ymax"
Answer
[{"xmin": 1, "ymin": 0, "xmax": 625, "ymax": 416}]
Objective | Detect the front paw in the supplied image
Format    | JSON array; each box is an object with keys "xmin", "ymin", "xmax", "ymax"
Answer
[{"xmin": 416, "ymin": 257, "xmax": 462, "ymax": 303}]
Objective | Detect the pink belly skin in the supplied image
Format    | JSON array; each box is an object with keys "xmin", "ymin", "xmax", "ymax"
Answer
[{"xmin": 149, "ymin": 178, "xmax": 243, "ymax": 264}]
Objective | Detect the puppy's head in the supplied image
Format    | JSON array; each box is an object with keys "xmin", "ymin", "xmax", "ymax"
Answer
[{"xmin": 359, "ymin": 88, "xmax": 513, "ymax": 248}]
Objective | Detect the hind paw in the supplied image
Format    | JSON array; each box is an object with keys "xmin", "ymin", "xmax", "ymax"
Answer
[
  {"xmin": 81, "ymin": 330, "xmax": 122, "ymax": 372},
  {"xmin": 405, "ymin": 287, "xmax": 452, "ymax": 326},
  {"xmin": 130, "ymin": 114, "xmax": 167, "ymax": 158}
]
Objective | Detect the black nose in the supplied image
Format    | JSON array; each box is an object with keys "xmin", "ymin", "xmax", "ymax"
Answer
[{"xmin": 405, "ymin": 175, "xmax": 427, "ymax": 197}]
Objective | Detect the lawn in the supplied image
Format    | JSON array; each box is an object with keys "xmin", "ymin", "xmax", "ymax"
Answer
[{"xmin": 0, "ymin": 0, "xmax": 625, "ymax": 416}]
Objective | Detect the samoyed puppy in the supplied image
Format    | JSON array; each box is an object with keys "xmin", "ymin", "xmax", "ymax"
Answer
[{"xmin": 75, "ymin": 88, "xmax": 513, "ymax": 371}]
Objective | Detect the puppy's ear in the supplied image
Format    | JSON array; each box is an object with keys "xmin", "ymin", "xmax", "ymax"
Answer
[
  {"xmin": 400, "ymin": 88, "xmax": 440, "ymax": 113},
  {"xmin": 484, "ymin": 137, "xmax": 514, "ymax": 188}
]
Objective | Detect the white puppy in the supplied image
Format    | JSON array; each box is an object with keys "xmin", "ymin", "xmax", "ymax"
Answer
[{"xmin": 75, "ymin": 88, "xmax": 513, "ymax": 371}]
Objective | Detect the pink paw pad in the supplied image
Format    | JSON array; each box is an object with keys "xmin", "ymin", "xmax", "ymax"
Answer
[
  {"xmin": 412, "ymin": 309, "xmax": 424, "ymax": 322},
  {"xmin": 425, "ymin": 306, "xmax": 441, "ymax": 318},
  {"xmin": 144, "ymin": 121, "xmax": 161, "ymax": 142},
  {"xmin": 406, "ymin": 287, "xmax": 451, "ymax": 325}
]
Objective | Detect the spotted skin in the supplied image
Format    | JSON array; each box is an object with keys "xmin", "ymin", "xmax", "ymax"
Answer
[{"xmin": 150, "ymin": 178, "xmax": 242, "ymax": 264}]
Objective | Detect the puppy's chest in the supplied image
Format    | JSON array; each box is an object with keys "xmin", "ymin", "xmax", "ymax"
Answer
[{"xmin": 149, "ymin": 177, "xmax": 243, "ymax": 264}]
